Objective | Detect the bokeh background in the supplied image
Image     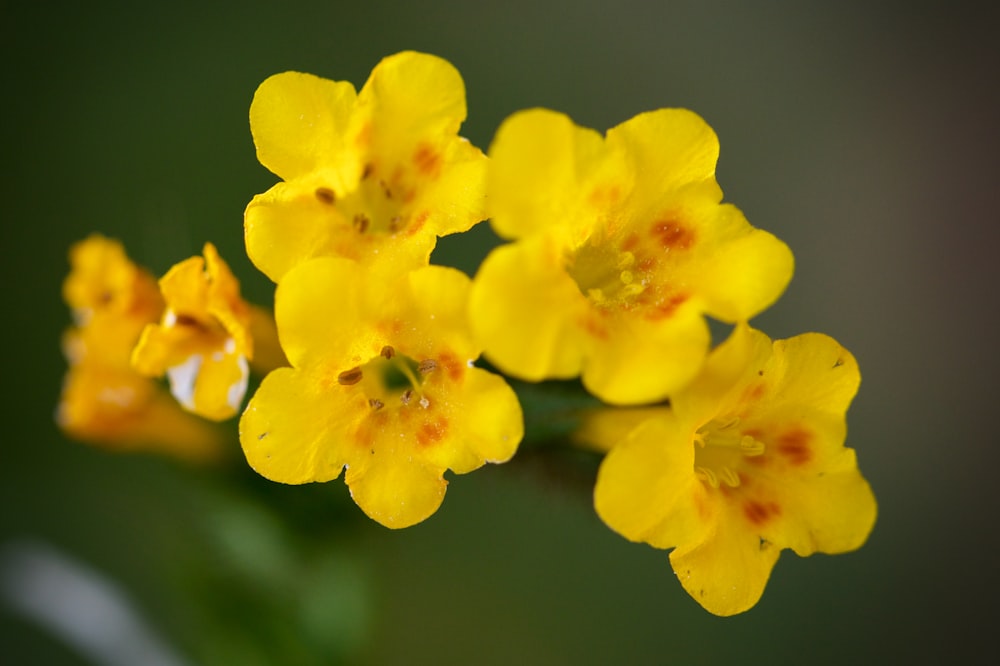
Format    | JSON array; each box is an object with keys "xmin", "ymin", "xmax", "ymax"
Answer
[{"xmin": 3, "ymin": 1, "xmax": 998, "ymax": 663}]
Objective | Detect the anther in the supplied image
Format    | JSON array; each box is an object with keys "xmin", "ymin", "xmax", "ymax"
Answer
[
  {"xmin": 315, "ymin": 187, "xmax": 336, "ymax": 204},
  {"xmin": 337, "ymin": 367, "xmax": 363, "ymax": 385},
  {"xmin": 400, "ymin": 389, "xmax": 413, "ymax": 405},
  {"xmin": 380, "ymin": 345, "xmax": 395, "ymax": 359},
  {"xmin": 369, "ymin": 398, "xmax": 384, "ymax": 410},
  {"xmin": 353, "ymin": 214, "xmax": 370, "ymax": 233},
  {"xmin": 620, "ymin": 270, "xmax": 634, "ymax": 284},
  {"xmin": 418, "ymin": 359, "xmax": 437, "ymax": 375},
  {"xmin": 380, "ymin": 179, "xmax": 392, "ymax": 199},
  {"xmin": 388, "ymin": 216, "xmax": 402, "ymax": 232},
  {"xmin": 361, "ymin": 163, "xmax": 374, "ymax": 180}
]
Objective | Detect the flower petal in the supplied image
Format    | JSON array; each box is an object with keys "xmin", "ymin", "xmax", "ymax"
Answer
[
  {"xmin": 668, "ymin": 507, "xmax": 782, "ymax": 616},
  {"xmin": 607, "ymin": 108, "xmax": 721, "ymax": 202},
  {"xmin": 250, "ymin": 71, "xmax": 359, "ymax": 181},
  {"xmin": 686, "ymin": 204, "xmax": 795, "ymax": 322},
  {"xmin": 240, "ymin": 366, "xmax": 354, "ymax": 484},
  {"xmin": 470, "ymin": 236, "xmax": 590, "ymax": 380},
  {"xmin": 487, "ymin": 108, "xmax": 612, "ymax": 241},
  {"xmin": 595, "ymin": 416, "xmax": 709, "ymax": 549},
  {"xmin": 357, "ymin": 51, "xmax": 468, "ymax": 168}
]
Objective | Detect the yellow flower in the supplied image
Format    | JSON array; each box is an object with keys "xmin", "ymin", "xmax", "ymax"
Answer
[
  {"xmin": 240, "ymin": 257, "xmax": 523, "ymax": 528},
  {"xmin": 244, "ymin": 51, "xmax": 488, "ymax": 283},
  {"xmin": 131, "ymin": 243, "xmax": 283, "ymax": 421},
  {"xmin": 57, "ymin": 236, "xmax": 223, "ymax": 462},
  {"xmin": 584, "ymin": 324, "xmax": 876, "ymax": 615},
  {"xmin": 469, "ymin": 109, "xmax": 794, "ymax": 404}
]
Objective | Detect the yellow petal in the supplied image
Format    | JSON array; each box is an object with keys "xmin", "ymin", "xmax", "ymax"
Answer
[
  {"xmin": 669, "ymin": 506, "xmax": 782, "ymax": 616},
  {"xmin": 357, "ymin": 51, "xmax": 468, "ymax": 167},
  {"xmin": 470, "ymin": 236, "xmax": 590, "ymax": 380},
  {"xmin": 417, "ymin": 366, "xmax": 523, "ymax": 474},
  {"xmin": 580, "ymin": 305, "xmax": 710, "ymax": 405},
  {"xmin": 487, "ymin": 108, "xmax": 612, "ymax": 241},
  {"xmin": 240, "ymin": 366, "xmax": 354, "ymax": 484},
  {"xmin": 245, "ymin": 178, "xmax": 436, "ymax": 283},
  {"xmin": 250, "ymin": 71, "xmax": 359, "ymax": 181},
  {"xmin": 606, "ymin": 108, "xmax": 721, "ymax": 202},
  {"xmin": 595, "ymin": 416, "xmax": 709, "ymax": 549},
  {"xmin": 686, "ymin": 204, "xmax": 794, "ymax": 321},
  {"xmin": 345, "ymin": 447, "xmax": 447, "ymax": 529}
]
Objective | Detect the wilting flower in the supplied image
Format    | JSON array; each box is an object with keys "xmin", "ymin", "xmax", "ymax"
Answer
[
  {"xmin": 131, "ymin": 243, "xmax": 283, "ymax": 421},
  {"xmin": 240, "ymin": 257, "xmax": 523, "ymax": 528},
  {"xmin": 57, "ymin": 236, "xmax": 223, "ymax": 461},
  {"xmin": 244, "ymin": 51, "xmax": 488, "ymax": 283},
  {"xmin": 470, "ymin": 109, "xmax": 793, "ymax": 404},
  {"xmin": 582, "ymin": 324, "xmax": 876, "ymax": 615}
]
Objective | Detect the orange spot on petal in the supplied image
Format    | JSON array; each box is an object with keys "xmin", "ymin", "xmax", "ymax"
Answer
[
  {"xmin": 743, "ymin": 499, "xmax": 781, "ymax": 526},
  {"xmin": 416, "ymin": 416, "xmax": 448, "ymax": 447},
  {"xmin": 437, "ymin": 351, "xmax": 465, "ymax": 383},
  {"xmin": 650, "ymin": 220, "xmax": 695, "ymax": 250},
  {"xmin": 579, "ymin": 314, "xmax": 610, "ymax": 340},
  {"xmin": 413, "ymin": 143, "xmax": 441, "ymax": 178},
  {"xmin": 777, "ymin": 428, "xmax": 813, "ymax": 466},
  {"xmin": 406, "ymin": 210, "xmax": 429, "ymax": 237},
  {"xmin": 620, "ymin": 232, "xmax": 640, "ymax": 253},
  {"xmin": 645, "ymin": 293, "xmax": 689, "ymax": 321}
]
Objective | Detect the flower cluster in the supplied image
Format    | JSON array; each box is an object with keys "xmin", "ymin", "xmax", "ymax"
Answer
[{"xmin": 57, "ymin": 51, "xmax": 875, "ymax": 613}]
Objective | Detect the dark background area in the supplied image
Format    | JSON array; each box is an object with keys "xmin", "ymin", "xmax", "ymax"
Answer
[{"xmin": 2, "ymin": 1, "xmax": 998, "ymax": 663}]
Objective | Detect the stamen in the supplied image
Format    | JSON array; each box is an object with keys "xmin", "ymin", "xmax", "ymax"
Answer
[
  {"xmin": 361, "ymin": 163, "xmax": 374, "ymax": 180},
  {"xmin": 418, "ymin": 396, "xmax": 430, "ymax": 409},
  {"xmin": 380, "ymin": 179, "xmax": 392, "ymax": 199},
  {"xmin": 740, "ymin": 435, "xmax": 766, "ymax": 456},
  {"xmin": 369, "ymin": 398, "xmax": 384, "ymax": 410},
  {"xmin": 388, "ymin": 216, "xmax": 402, "ymax": 232},
  {"xmin": 622, "ymin": 283, "xmax": 645, "ymax": 297},
  {"xmin": 620, "ymin": 270, "xmax": 634, "ymax": 284},
  {"xmin": 353, "ymin": 214, "xmax": 370, "ymax": 233},
  {"xmin": 719, "ymin": 467, "xmax": 741, "ymax": 487},
  {"xmin": 380, "ymin": 345, "xmax": 395, "ymax": 359},
  {"xmin": 400, "ymin": 389, "xmax": 412, "ymax": 405},
  {"xmin": 695, "ymin": 466, "xmax": 720, "ymax": 488},
  {"xmin": 418, "ymin": 359, "xmax": 437, "ymax": 375},
  {"xmin": 315, "ymin": 187, "xmax": 336, "ymax": 204},
  {"xmin": 616, "ymin": 252, "xmax": 635, "ymax": 269},
  {"xmin": 337, "ymin": 367, "xmax": 363, "ymax": 385}
]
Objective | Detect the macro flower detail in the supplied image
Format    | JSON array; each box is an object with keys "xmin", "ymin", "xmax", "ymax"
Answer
[
  {"xmin": 584, "ymin": 324, "xmax": 876, "ymax": 615},
  {"xmin": 131, "ymin": 243, "xmax": 280, "ymax": 421},
  {"xmin": 470, "ymin": 108, "xmax": 794, "ymax": 404},
  {"xmin": 244, "ymin": 51, "xmax": 488, "ymax": 283},
  {"xmin": 240, "ymin": 257, "xmax": 523, "ymax": 528},
  {"xmin": 57, "ymin": 235, "xmax": 223, "ymax": 461}
]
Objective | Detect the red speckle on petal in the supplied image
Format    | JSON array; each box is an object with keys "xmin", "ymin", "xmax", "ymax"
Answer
[
  {"xmin": 416, "ymin": 416, "xmax": 448, "ymax": 446},
  {"xmin": 644, "ymin": 293, "xmax": 689, "ymax": 321},
  {"xmin": 406, "ymin": 210, "xmax": 429, "ymax": 237},
  {"xmin": 650, "ymin": 220, "xmax": 695, "ymax": 250},
  {"xmin": 620, "ymin": 232, "xmax": 640, "ymax": 253},
  {"xmin": 777, "ymin": 428, "xmax": 813, "ymax": 466},
  {"xmin": 743, "ymin": 499, "xmax": 781, "ymax": 526},
  {"xmin": 579, "ymin": 314, "xmax": 610, "ymax": 340},
  {"xmin": 437, "ymin": 351, "xmax": 465, "ymax": 383},
  {"xmin": 413, "ymin": 144, "xmax": 441, "ymax": 178}
]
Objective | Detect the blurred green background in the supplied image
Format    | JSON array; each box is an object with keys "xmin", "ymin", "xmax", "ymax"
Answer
[{"xmin": 2, "ymin": 0, "xmax": 997, "ymax": 663}]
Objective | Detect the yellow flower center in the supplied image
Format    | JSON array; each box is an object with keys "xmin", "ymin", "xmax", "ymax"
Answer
[
  {"xmin": 692, "ymin": 416, "xmax": 765, "ymax": 489},
  {"xmin": 314, "ymin": 162, "xmax": 424, "ymax": 237},
  {"xmin": 566, "ymin": 236, "xmax": 650, "ymax": 307},
  {"xmin": 337, "ymin": 345, "xmax": 438, "ymax": 412}
]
